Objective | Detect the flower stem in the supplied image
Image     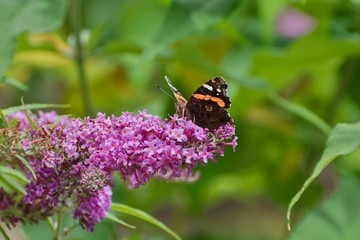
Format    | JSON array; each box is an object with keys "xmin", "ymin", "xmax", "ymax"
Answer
[
  {"xmin": 46, "ymin": 217, "xmax": 55, "ymax": 233},
  {"xmin": 63, "ymin": 222, "xmax": 80, "ymax": 237},
  {"xmin": 54, "ymin": 210, "xmax": 64, "ymax": 240},
  {"xmin": 69, "ymin": 0, "xmax": 94, "ymax": 116}
]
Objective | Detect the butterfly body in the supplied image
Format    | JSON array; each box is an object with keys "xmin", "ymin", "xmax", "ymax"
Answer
[{"xmin": 165, "ymin": 76, "xmax": 233, "ymax": 131}]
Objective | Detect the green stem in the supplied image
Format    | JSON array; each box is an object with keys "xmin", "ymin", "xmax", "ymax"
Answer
[
  {"xmin": 63, "ymin": 222, "xmax": 80, "ymax": 237},
  {"xmin": 54, "ymin": 210, "xmax": 64, "ymax": 240},
  {"xmin": 46, "ymin": 217, "xmax": 56, "ymax": 233},
  {"xmin": 69, "ymin": 0, "xmax": 94, "ymax": 116}
]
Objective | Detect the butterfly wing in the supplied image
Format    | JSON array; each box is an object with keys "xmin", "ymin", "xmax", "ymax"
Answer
[
  {"xmin": 165, "ymin": 76, "xmax": 187, "ymax": 117},
  {"xmin": 184, "ymin": 77, "xmax": 233, "ymax": 131}
]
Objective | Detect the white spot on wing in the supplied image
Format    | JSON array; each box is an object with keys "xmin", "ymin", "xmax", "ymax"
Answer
[{"xmin": 202, "ymin": 84, "xmax": 213, "ymax": 91}]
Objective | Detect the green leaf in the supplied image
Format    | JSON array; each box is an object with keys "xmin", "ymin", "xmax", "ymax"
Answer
[
  {"xmin": 25, "ymin": 110, "xmax": 37, "ymax": 130},
  {"xmin": 258, "ymin": 0, "xmax": 287, "ymax": 41},
  {"xmin": 15, "ymin": 154, "xmax": 37, "ymax": 180},
  {"xmin": 0, "ymin": 225, "xmax": 10, "ymax": 240},
  {"xmin": 2, "ymin": 103, "xmax": 70, "ymax": 115},
  {"xmin": 50, "ymin": 114, "xmax": 72, "ymax": 128},
  {"xmin": 287, "ymin": 121, "xmax": 360, "ymax": 230},
  {"xmin": 21, "ymin": 97, "xmax": 38, "ymax": 130},
  {"xmin": 269, "ymin": 92, "xmax": 331, "ymax": 135},
  {"xmin": 251, "ymin": 36, "xmax": 360, "ymax": 92},
  {"xmin": 111, "ymin": 203, "xmax": 182, "ymax": 240},
  {"xmin": 0, "ymin": 174, "xmax": 25, "ymax": 193},
  {"xmin": 0, "ymin": 166, "xmax": 29, "ymax": 184},
  {"xmin": 229, "ymin": 74, "xmax": 331, "ymax": 135},
  {"xmin": 0, "ymin": 0, "xmax": 69, "ymax": 35},
  {"xmin": 106, "ymin": 212, "xmax": 136, "ymax": 229},
  {"xmin": 0, "ymin": 76, "xmax": 28, "ymax": 91},
  {"xmin": 0, "ymin": 0, "xmax": 69, "ymax": 77},
  {"xmin": 0, "ymin": 37, "xmax": 17, "ymax": 80},
  {"xmin": 0, "ymin": 108, "xmax": 9, "ymax": 128},
  {"xmin": 289, "ymin": 175, "xmax": 360, "ymax": 240},
  {"xmin": 144, "ymin": 0, "xmax": 240, "ymax": 58}
]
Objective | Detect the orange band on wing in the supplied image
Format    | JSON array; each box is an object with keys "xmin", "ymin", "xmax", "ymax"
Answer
[{"xmin": 192, "ymin": 94, "xmax": 225, "ymax": 107}]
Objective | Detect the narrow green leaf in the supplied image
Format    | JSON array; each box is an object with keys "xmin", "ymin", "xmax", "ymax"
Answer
[
  {"xmin": 0, "ymin": 108, "xmax": 9, "ymax": 128},
  {"xmin": 229, "ymin": 75, "xmax": 331, "ymax": 135},
  {"xmin": 0, "ymin": 166, "xmax": 29, "ymax": 184},
  {"xmin": 8, "ymin": 118, "xmax": 19, "ymax": 128},
  {"xmin": 0, "ymin": 225, "xmax": 10, "ymax": 240},
  {"xmin": 111, "ymin": 203, "xmax": 181, "ymax": 240},
  {"xmin": 26, "ymin": 110, "xmax": 37, "ymax": 129},
  {"xmin": 2, "ymin": 103, "xmax": 70, "ymax": 115},
  {"xmin": 0, "ymin": 76, "xmax": 28, "ymax": 91},
  {"xmin": 46, "ymin": 217, "xmax": 55, "ymax": 232},
  {"xmin": 15, "ymin": 154, "xmax": 37, "ymax": 180},
  {"xmin": 0, "ymin": 36, "xmax": 16, "ymax": 79},
  {"xmin": 50, "ymin": 114, "xmax": 71, "ymax": 128},
  {"xmin": 106, "ymin": 212, "xmax": 136, "ymax": 229},
  {"xmin": 20, "ymin": 97, "xmax": 38, "ymax": 130},
  {"xmin": 0, "ymin": 174, "xmax": 24, "ymax": 193},
  {"xmin": 287, "ymin": 121, "xmax": 360, "ymax": 230},
  {"xmin": 269, "ymin": 92, "xmax": 331, "ymax": 135},
  {"xmin": 24, "ymin": 109, "xmax": 37, "ymax": 130}
]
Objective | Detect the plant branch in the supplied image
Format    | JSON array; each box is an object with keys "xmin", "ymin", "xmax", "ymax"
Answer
[
  {"xmin": 53, "ymin": 210, "xmax": 64, "ymax": 240},
  {"xmin": 69, "ymin": 0, "xmax": 94, "ymax": 116}
]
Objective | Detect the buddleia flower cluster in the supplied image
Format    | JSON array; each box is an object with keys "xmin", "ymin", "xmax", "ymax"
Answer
[{"xmin": 0, "ymin": 110, "xmax": 237, "ymax": 231}]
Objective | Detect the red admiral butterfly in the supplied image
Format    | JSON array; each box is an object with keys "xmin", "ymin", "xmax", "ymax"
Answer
[{"xmin": 165, "ymin": 76, "xmax": 234, "ymax": 131}]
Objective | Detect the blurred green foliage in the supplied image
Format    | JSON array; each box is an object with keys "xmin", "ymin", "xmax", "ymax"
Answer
[
  {"xmin": 289, "ymin": 174, "xmax": 360, "ymax": 240},
  {"xmin": 1, "ymin": 0, "xmax": 360, "ymax": 239}
]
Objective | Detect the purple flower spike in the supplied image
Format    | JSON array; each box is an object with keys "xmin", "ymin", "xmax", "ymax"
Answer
[
  {"xmin": 73, "ymin": 186, "xmax": 112, "ymax": 231},
  {"xmin": 3, "ymin": 110, "xmax": 237, "ymax": 231}
]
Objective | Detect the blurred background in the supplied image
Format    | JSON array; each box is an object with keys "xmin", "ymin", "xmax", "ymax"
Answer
[{"xmin": 1, "ymin": 0, "xmax": 360, "ymax": 239}]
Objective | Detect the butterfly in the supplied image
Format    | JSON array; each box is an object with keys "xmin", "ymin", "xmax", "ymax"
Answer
[{"xmin": 165, "ymin": 76, "xmax": 233, "ymax": 131}]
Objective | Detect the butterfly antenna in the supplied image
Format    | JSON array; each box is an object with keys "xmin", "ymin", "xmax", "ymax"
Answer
[{"xmin": 156, "ymin": 82, "xmax": 177, "ymax": 101}]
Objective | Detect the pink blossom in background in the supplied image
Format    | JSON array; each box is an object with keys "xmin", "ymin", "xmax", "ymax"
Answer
[{"xmin": 276, "ymin": 7, "xmax": 316, "ymax": 39}]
